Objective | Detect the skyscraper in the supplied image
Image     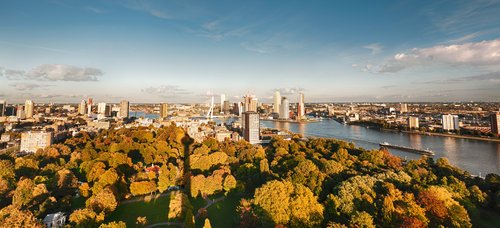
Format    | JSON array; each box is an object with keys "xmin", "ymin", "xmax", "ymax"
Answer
[
  {"xmin": 97, "ymin": 102, "xmax": 110, "ymax": 118},
  {"xmin": 87, "ymin": 98, "xmax": 93, "ymax": 116},
  {"xmin": 119, "ymin": 100, "xmax": 129, "ymax": 118},
  {"xmin": 491, "ymin": 112, "xmax": 500, "ymax": 135},
  {"xmin": 242, "ymin": 111, "xmax": 260, "ymax": 144},
  {"xmin": 220, "ymin": 94, "xmax": 226, "ymax": 114},
  {"xmin": 400, "ymin": 103, "xmax": 408, "ymax": 113},
  {"xmin": 280, "ymin": 97, "xmax": 290, "ymax": 120},
  {"xmin": 297, "ymin": 92, "xmax": 305, "ymax": 120},
  {"xmin": 78, "ymin": 100, "xmax": 87, "ymax": 115},
  {"xmin": 25, "ymin": 100, "xmax": 34, "ymax": 118},
  {"xmin": 0, "ymin": 100, "xmax": 5, "ymax": 117},
  {"xmin": 442, "ymin": 114, "xmax": 459, "ymax": 131},
  {"xmin": 243, "ymin": 95, "xmax": 258, "ymax": 112},
  {"xmin": 273, "ymin": 91, "xmax": 281, "ymax": 114},
  {"xmin": 160, "ymin": 103, "xmax": 168, "ymax": 119}
]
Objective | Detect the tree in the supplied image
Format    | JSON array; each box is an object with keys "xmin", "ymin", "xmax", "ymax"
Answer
[
  {"xmin": 130, "ymin": 181, "xmax": 157, "ymax": 196},
  {"xmin": 168, "ymin": 191, "xmax": 191, "ymax": 220},
  {"xmin": 99, "ymin": 221, "xmax": 126, "ymax": 228},
  {"xmin": 349, "ymin": 211, "xmax": 375, "ymax": 228},
  {"xmin": 86, "ymin": 188, "xmax": 117, "ymax": 214},
  {"xmin": 203, "ymin": 218, "xmax": 212, "ymax": 228},
  {"xmin": 223, "ymin": 175, "xmax": 237, "ymax": 192},
  {"xmin": 253, "ymin": 180, "xmax": 324, "ymax": 227},
  {"xmin": 12, "ymin": 178, "xmax": 35, "ymax": 208},
  {"xmin": 69, "ymin": 208, "xmax": 98, "ymax": 227},
  {"xmin": 418, "ymin": 186, "xmax": 471, "ymax": 227},
  {"xmin": 0, "ymin": 205, "xmax": 43, "ymax": 227}
]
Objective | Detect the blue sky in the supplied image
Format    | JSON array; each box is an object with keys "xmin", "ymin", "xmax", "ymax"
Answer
[{"xmin": 1, "ymin": 0, "xmax": 499, "ymax": 103}]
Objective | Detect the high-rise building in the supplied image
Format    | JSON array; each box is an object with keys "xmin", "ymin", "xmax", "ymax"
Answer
[
  {"xmin": 491, "ymin": 112, "xmax": 500, "ymax": 135},
  {"xmin": 280, "ymin": 97, "xmax": 290, "ymax": 120},
  {"xmin": 87, "ymin": 98, "xmax": 93, "ymax": 116},
  {"xmin": 16, "ymin": 105, "xmax": 25, "ymax": 119},
  {"xmin": 442, "ymin": 114, "xmax": 459, "ymax": 131},
  {"xmin": 25, "ymin": 100, "xmax": 34, "ymax": 118},
  {"xmin": 242, "ymin": 111, "xmax": 260, "ymax": 144},
  {"xmin": 273, "ymin": 91, "xmax": 281, "ymax": 114},
  {"xmin": 20, "ymin": 131, "xmax": 52, "ymax": 153},
  {"xmin": 297, "ymin": 92, "xmax": 305, "ymax": 120},
  {"xmin": 78, "ymin": 100, "xmax": 87, "ymax": 115},
  {"xmin": 220, "ymin": 94, "xmax": 226, "ymax": 114},
  {"xmin": 119, "ymin": 100, "xmax": 129, "ymax": 118},
  {"xmin": 400, "ymin": 103, "xmax": 408, "ymax": 113},
  {"xmin": 97, "ymin": 102, "xmax": 111, "ymax": 118},
  {"xmin": 243, "ymin": 95, "xmax": 258, "ymax": 112},
  {"xmin": 0, "ymin": 100, "xmax": 5, "ymax": 117},
  {"xmin": 408, "ymin": 116, "xmax": 419, "ymax": 129},
  {"xmin": 223, "ymin": 100, "xmax": 230, "ymax": 114},
  {"xmin": 160, "ymin": 103, "xmax": 168, "ymax": 119}
]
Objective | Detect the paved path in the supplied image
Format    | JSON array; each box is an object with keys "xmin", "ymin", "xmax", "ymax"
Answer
[
  {"xmin": 194, "ymin": 196, "xmax": 226, "ymax": 219},
  {"xmin": 146, "ymin": 222, "xmax": 183, "ymax": 228}
]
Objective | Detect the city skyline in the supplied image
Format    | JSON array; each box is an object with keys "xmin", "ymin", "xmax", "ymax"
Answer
[{"xmin": 1, "ymin": 0, "xmax": 500, "ymax": 103}]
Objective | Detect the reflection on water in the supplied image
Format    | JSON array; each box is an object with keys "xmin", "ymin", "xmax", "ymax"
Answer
[
  {"xmin": 257, "ymin": 119, "xmax": 500, "ymax": 175},
  {"xmin": 442, "ymin": 137, "xmax": 458, "ymax": 162}
]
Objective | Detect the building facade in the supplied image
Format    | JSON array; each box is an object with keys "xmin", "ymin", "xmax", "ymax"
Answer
[
  {"xmin": 297, "ymin": 92, "xmax": 305, "ymax": 120},
  {"xmin": 242, "ymin": 111, "xmax": 260, "ymax": 144},
  {"xmin": 491, "ymin": 112, "xmax": 500, "ymax": 135},
  {"xmin": 20, "ymin": 131, "xmax": 52, "ymax": 153},
  {"xmin": 0, "ymin": 100, "xmax": 5, "ymax": 117},
  {"xmin": 280, "ymin": 97, "xmax": 290, "ymax": 120},
  {"xmin": 442, "ymin": 114, "xmax": 459, "ymax": 131},
  {"xmin": 160, "ymin": 103, "xmax": 168, "ymax": 119},
  {"xmin": 25, "ymin": 100, "xmax": 34, "ymax": 118},
  {"xmin": 119, "ymin": 100, "xmax": 129, "ymax": 118},
  {"xmin": 408, "ymin": 116, "xmax": 419, "ymax": 129},
  {"xmin": 78, "ymin": 100, "xmax": 87, "ymax": 115},
  {"xmin": 274, "ymin": 91, "xmax": 281, "ymax": 114}
]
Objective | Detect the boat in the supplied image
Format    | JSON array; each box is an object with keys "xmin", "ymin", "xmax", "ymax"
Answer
[{"xmin": 379, "ymin": 142, "xmax": 435, "ymax": 156}]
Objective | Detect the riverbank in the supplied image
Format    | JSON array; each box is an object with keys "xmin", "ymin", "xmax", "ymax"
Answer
[
  {"xmin": 262, "ymin": 119, "xmax": 319, "ymax": 123},
  {"xmin": 377, "ymin": 128, "xmax": 500, "ymax": 143}
]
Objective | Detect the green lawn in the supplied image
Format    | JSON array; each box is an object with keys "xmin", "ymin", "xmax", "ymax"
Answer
[
  {"xmin": 195, "ymin": 193, "xmax": 243, "ymax": 228},
  {"xmin": 106, "ymin": 195, "xmax": 171, "ymax": 227},
  {"xmin": 70, "ymin": 196, "xmax": 86, "ymax": 210},
  {"xmin": 472, "ymin": 208, "xmax": 500, "ymax": 228}
]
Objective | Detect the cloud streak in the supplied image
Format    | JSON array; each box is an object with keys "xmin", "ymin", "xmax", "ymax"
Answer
[
  {"xmin": 9, "ymin": 83, "xmax": 53, "ymax": 91},
  {"xmin": 419, "ymin": 72, "xmax": 500, "ymax": 84},
  {"xmin": 368, "ymin": 39, "xmax": 500, "ymax": 73},
  {"xmin": 141, "ymin": 85, "xmax": 191, "ymax": 98},
  {"xmin": 1, "ymin": 64, "xmax": 103, "ymax": 81}
]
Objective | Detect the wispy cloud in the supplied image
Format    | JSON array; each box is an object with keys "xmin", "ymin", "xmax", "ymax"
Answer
[
  {"xmin": 9, "ymin": 83, "xmax": 53, "ymax": 91},
  {"xmin": 425, "ymin": 0, "xmax": 500, "ymax": 34},
  {"xmin": 363, "ymin": 43, "xmax": 383, "ymax": 54},
  {"xmin": 419, "ymin": 72, "xmax": 500, "ymax": 84},
  {"xmin": 0, "ymin": 41, "xmax": 69, "ymax": 54},
  {"xmin": 366, "ymin": 39, "xmax": 500, "ymax": 73},
  {"xmin": 86, "ymin": 6, "xmax": 105, "ymax": 14},
  {"xmin": 1, "ymin": 64, "xmax": 103, "ymax": 81},
  {"xmin": 141, "ymin": 85, "xmax": 191, "ymax": 98},
  {"xmin": 274, "ymin": 87, "xmax": 304, "ymax": 96}
]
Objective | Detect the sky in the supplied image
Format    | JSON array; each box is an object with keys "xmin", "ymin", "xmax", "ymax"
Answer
[{"xmin": 1, "ymin": 0, "xmax": 500, "ymax": 104}]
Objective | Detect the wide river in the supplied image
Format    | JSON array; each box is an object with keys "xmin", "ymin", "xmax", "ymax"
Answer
[{"xmin": 260, "ymin": 119, "xmax": 500, "ymax": 176}]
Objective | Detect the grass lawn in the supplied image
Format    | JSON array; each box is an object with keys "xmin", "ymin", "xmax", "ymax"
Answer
[
  {"xmin": 195, "ymin": 193, "xmax": 243, "ymax": 228},
  {"xmin": 190, "ymin": 196, "xmax": 206, "ymax": 212},
  {"xmin": 472, "ymin": 208, "xmax": 500, "ymax": 228},
  {"xmin": 70, "ymin": 196, "xmax": 86, "ymax": 210},
  {"xmin": 105, "ymin": 195, "xmax": 171, "ymax": 227}
]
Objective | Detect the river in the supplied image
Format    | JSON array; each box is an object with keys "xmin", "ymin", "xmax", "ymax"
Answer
[{"xmin": 260, "ymin": 119, "xmax": 500, "ymax": 175}]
